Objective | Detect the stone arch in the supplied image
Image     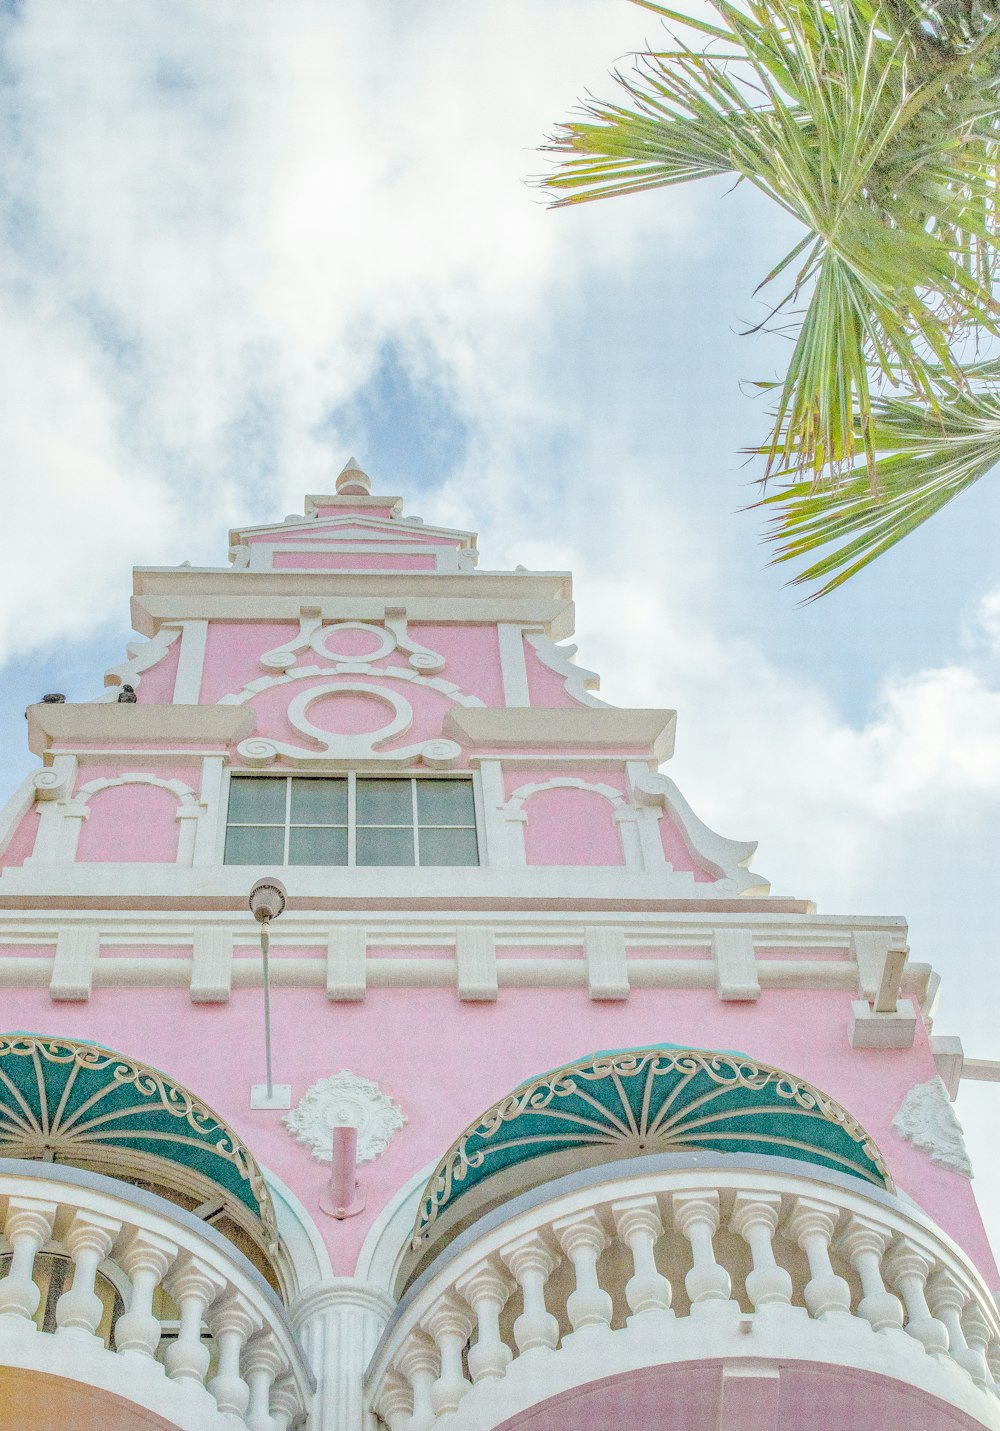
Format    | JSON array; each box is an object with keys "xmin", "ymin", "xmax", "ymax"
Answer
[
  {"xmin": 502, "ymin": 778, "xmax": 638, "ymax": 869},
  {"xmin": 70, "ymin": 774, "xmax": 200, "ymax": 866}
]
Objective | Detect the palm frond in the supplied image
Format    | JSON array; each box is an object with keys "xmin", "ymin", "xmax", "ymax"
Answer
[{"xmin": 756, "ymin": 381, "xmax": 1000, "ymax": 596}]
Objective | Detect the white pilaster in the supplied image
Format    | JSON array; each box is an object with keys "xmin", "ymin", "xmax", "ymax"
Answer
[
  {"xmin": 172, "ymin": 619, "xmax": 209, "ymax": 703},
  {"xmin": 478, "ymin": 760, "xmax": 523, "ymax": 867},
  {"xmin": 193, "ymin": 756, "xmax": 226, "ymax": 866},
  {"xmin": 28, "ymin": 755, "xmax": 78, "ymax": 864},
  {"xmin": 497, "ymin": 624, "xmax": 531, "ymax": 707},
  {"xmin": 292, "ymin": 1280, "xmax": 395, "ymax": 1431}
]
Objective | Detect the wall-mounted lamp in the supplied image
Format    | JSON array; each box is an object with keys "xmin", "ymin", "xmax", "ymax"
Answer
[
  {"xmin": 319, "ymin": 1125, "xmax": 367, "ymax": 1219},
  {"xmin": 249, "ymin": 878, "xmax": 291, "ymax": 1110}
]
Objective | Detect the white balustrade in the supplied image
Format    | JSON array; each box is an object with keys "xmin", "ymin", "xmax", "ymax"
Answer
[
  {"xmin": 366, "ymin": 1159, "xmax": 1000, "ymax": 1431},
  {"xmin": 0, "ymin": 1161, "xmax": 312, "ymax": 1431}
]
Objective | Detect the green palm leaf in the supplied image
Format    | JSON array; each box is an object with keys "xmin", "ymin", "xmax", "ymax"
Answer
[
  {"xmin": 542, "ymin": 0, "xmax": 1000, "ymax": 591},
  {"xmin": 757, "ymin": 377, "xmax": 1000, "ymax": 596}
]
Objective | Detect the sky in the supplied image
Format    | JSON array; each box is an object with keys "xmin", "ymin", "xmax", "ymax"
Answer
[{"xmin": 2, "ymin": 0, "xmax": 1000, "ymax": 1252}]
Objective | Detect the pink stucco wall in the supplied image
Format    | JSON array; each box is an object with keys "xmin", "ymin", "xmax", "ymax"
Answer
[
  {"xmin": 76, "ymin": 784, "xmax": 181, "ymax": 863},
  {"xmin": 2, "ymin": 984, "xmax": 991, "ymax": 1285}
]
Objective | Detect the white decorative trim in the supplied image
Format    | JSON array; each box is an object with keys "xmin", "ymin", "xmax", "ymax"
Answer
[
  {"xmin": 283, "ymin": 1073, "xmax": 407, "ymax": 1165},
  {"xmin": 172, "ymin": 619, "xmax": 209, "ymax": 703},
  {"xmin": 497, "ymin": 624, "xmax": 531, "ymax": 707},
  {"xmin": 233, "ymin": 682, "xmax": 465, "ymax": 768},
  {"xmin": 66, "ymin": 775, "xmax": 202, "ymax": 867},
  {"xmin": 524, "ymin": 631, "xmax": 608, "ymax": 708},
  {"xmin": 712, "ymin": 927, "xmax": 759, "ymax": 1001},
  {"xmin": 501, "ymin": 778, "xmax": 639, "ymax": 870},
  {"xmin": 0, "ymin": 770, "xmax": 39, "ymax": 861},
  {"xmin": 259, "ymin": 609, "xmax": 445, "ymax": 676},
  {"xmin": 50, "ymin": 926, "xmax": 99, "ymax": 1001},
  {"xmin": 628, "ymin": 768, "xmax": 769, "ymax": 895},
  {"xmin": 219, "ymin": 663, "xmax": 483, "ymax": 709},
  {"xmin": 456, "ymin": 926, "xmax": 498, "ymax": 1000},
  {"xmin": 583, "ymin": 926, "xmax": 629, "ymax": 1000},
  {"xmin": 96, "ymin": 625, "xmax": 182, "ymax": 701},
  {"xmin": 892, "ymin": 1077, "xmax": 973, "ymax": 1177}
]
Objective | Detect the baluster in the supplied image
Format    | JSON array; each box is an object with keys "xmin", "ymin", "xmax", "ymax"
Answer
[
  {"xmin": 553, "ymin": 1209, "xmax": 612, "ymax": 1335},
  {"xmin": 612, "ymin": 1196, "xmax": 672, "ymax": 1319},
  {"xmin": 395, "ymin": 1330, "xmax": 439, "ymax": 1431},
  {"xmin": 835, "ymin": 1216, "xmax": 904, "ymax": 1332},
  {"xmin": 963, "ymin": 1304, "xmax": 996, "ymax": 1388},
  {"xmin": 0, "ymin": 1197, "xmax": 56, "ymax": 1321},
  {"xmin": 455, "ymin": 1259, "xmax": 514, "ymax": 1384},
  {"xmin": 375, "ymin": 1370, "xmax": 414, "ymax": 1431},
  {"xmin": 672, "ymin": 1191, "xmax": 731, "ymax": 1306},
  {"xmin": 164, "ymin": 1255, "xmax": 225, "ymax": 1386},
  {"xmin": 785, "ymin": 1197, "xmax": 852, "ymax": 1320},
  {"xmin": 270, "ymin": 1376, "xmax": 306, "ymax": 1431},
  {"xmin": 55, "ymin": 1209, "xmax": 122, "ymax": 1337},
  {"xmin": 730, "ymin": 1191, "xmax": 792, "ymax": 1312},
  {"xmin": 423, "ymin": 1293, "xmax": 474, "ymax": 1415},
  {"xmin": 927, "ymin": 1270, "xmax": 988, "ymax": 1385},
  {"xmin": 884, "ymin": 1241, "xmax": 949, "ymax": 1355},
  {"xmin": 500, "ymin": 1230, "xmax": 560, "ymax": 1356},
  {"xmin": 114, "ymin": 1229, "xmax": 178, "ymax": 1358},
  {"xmin": 985, "ymin": 1339, "xmax": 1000, "ymax": 1393},
  {"xmin": 243, "ymin": 1332, "xmax": 287, "ymax": 1431},
  {"xmin": 208, "ymin": 1292, "xmax": 263, "ymax": 1419}
]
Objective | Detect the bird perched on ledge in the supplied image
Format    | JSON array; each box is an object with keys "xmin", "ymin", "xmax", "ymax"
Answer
[{"xmin": 117, "ymin": 684, "xmax": 137, "ymax": 703}]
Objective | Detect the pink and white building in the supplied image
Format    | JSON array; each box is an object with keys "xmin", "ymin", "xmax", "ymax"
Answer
[{"xmin": 0, "ymin": 459, "xmax": 996, "ymax": 1430}]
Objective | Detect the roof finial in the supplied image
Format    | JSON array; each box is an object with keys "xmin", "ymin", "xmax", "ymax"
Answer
[{"xmin": 336, "ymin": 457, "xmax": 371, "ymax": 496}]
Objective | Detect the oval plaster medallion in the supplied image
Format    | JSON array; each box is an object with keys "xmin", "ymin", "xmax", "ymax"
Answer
[{"xmin": 283, "ymin": 1072, "xmax": 406, "ymax": 1164}]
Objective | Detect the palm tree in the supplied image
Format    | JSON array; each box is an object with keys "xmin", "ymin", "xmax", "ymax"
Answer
[{"xmin": 543, "ymin": 0, "xmax": 1000, "ymax": 596}]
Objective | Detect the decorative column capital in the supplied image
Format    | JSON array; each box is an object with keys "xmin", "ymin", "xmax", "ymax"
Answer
[
  {"xmin": 421, "ymin": 1291, "xmax": 474, "ymax": 1345},
  {"xmin": 835, "ymin": 1214, "xmax": 892, "ymax": 1265},
  {"xmin": 64, "ymin": 1209, "xmax": 121, "ymax": 1261},
  {"xmin": 4, "ymin": 1197, "xmax": 57, "ymax": 1245},
  {"xmin": 730, "ymin": 1190, "xmax": 782, "ymax": 1240},
  {"xmin": 785, "ymin": 1196, "xmax": 840, "ymax": 1248},
  {"xmin": 672, "ymin": 1189, "xmax": 720, "ymax": 1237},
  {"xmin": 455, "ymin": 1257, "xmax": 514, "ymax": 1310},
  {"xmin": 552, "ymin": 1208, "xmax": 610, "ymax": 1260},
  {"xmin": 612, "ymin": 1194, "xmax": 663, "ymax": 1245},
  {"xmin": 210, "ymin": 1290, "xmax": 264, "ymax": 1343},
  {"xmin": 500, "ymin": 1228, "xmax": 559, "ymax": 1282},
  {"xmin": 290, "ymin": 1276, "xmax": 395, "ymax": 1330}
]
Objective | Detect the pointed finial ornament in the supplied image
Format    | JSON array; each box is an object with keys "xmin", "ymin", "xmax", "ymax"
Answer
[{"xmin": 336, "ymin": 457, "xmax": 372, "ymax": 496}]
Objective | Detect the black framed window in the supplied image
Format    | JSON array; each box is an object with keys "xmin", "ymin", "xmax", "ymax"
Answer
[{"xmin": 224, "ymin": 775, "xmax": 479, "ymax": 867}]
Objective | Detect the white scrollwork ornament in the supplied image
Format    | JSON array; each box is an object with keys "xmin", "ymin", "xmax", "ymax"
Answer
[
  {"xmin": 892, "ymin": 1076, "xmax": 973, "ymax": 1177},
  {"xmin": 283, "ymin": 1072, "xmax": 406, "ymax": 1164}
]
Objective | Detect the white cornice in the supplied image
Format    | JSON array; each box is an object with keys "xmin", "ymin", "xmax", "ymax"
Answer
[
  {"xmin": 130, "ymin": 594, "xmax": 576, "ymax": 638},
  {"xmin": 444, "ymin": 708, "xmax": 677, "ymax": 760},
  {"xmin": 132, "ymin": 568, "xmax": 571, "ymax": 599},
  {"xmin": 26, "ymin": 703, "xmax": 255, "ymax": 756}
]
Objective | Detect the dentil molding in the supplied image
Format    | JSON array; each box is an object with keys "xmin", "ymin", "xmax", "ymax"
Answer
[
  {"xmin": 284, "ymin": 1072, "xmax": 407, "ymax": 1164},
  {"xmin": 892, "ymin": 1075, "xmax": 973, "ymax": 1177}
]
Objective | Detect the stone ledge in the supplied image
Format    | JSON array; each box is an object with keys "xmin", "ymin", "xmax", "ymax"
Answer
[{"xmin": 26, "ymin": 703, "xmax": 256, "ymax": 756}]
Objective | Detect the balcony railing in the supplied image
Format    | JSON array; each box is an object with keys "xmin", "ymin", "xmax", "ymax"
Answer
[
  {"xmin": 366, "ymin": 1153, "xmax": 1000, "ymax": 1431},
  {"xmin": 0, "ymin": 1158, "xmax": 312, "ymax": 1431}
]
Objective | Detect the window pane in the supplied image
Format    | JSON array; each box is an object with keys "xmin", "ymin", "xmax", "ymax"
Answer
[
  {"xmin": 416, "ymin": 780, "xmax": 475, "ymax": 827},
  {"xmin": 419, "ymin": 827, "xmax": 479, "ymax": 866},
  {"xmin": 356, "ymin": 826, "xmax": 415, "ymax": 866},
  {"xmin": 228, "ymin": 777, "xmax": 286, "ymax": 825},
  {"xmin": 290, "ymin": 779, "xmax": 347, "ymax": 826},
  {"xmin": 356, "ymin": 780, "xmax": 412, "ymax": 826},
  {"xmin": 288, "ymin": 826, "xmax": 348, "ymax": 866},
  {"xmin": 224, "ymin": 826, "xmax": 285, "ymax": 865}
]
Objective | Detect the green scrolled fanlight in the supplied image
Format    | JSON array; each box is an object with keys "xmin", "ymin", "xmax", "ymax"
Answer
[
  {"xmin": 0, "ymin": 1034, "xmax": 276, "ymax": 1251},
  {"xmin": 410, "ymin": 1044, "xmax": 892, "ymax": 1269}
]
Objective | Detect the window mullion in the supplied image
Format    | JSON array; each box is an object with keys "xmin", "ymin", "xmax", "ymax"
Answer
[
  {"xmin": 411, "ymin": 779, "xmax": 420, "ymax": 866},
  {"xmin": 283, "ymin": 778, "xmax": 292, "ymax": 864},
  {"xmin": 348, "ymin": 772, "xmax": 357, "ymax": 867}
]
